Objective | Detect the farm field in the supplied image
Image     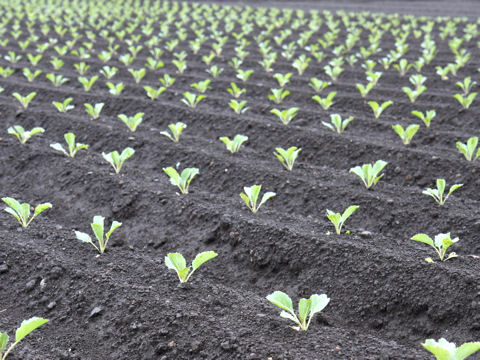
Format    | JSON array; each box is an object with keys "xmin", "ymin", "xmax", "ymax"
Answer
[{"xmin": 1, "ymin": 0, "xmax": 480, "ymax": 359}]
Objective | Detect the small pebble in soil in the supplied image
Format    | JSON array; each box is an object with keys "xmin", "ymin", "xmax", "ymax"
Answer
[
  {"xmin": 89, "ymin": 306, "xmax": 103, "ymax": 318},
  {"xmin": 0, "ymin": 264, "xmax": 8, "ymax": 273},
  {"xmin": 25, "ymin": 279, "xmax": 36, "ymax": 291},
  {"xmin": 360, "ymin": 231, "xmax": 372, "ymax": 238},
  {"xmin": 47, "ymin": 301, "xmax": 57, "ymax": 310}
]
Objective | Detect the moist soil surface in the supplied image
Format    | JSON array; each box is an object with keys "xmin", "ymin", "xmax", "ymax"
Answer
[{"xmin": 1, "ymin": 1, "xmax": 480, "ymax": 359}]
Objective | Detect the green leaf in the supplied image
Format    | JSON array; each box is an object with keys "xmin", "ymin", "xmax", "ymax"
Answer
[
  {"xmin": 411, "ymin": 233, "xmax": 434, "ymax": 247},
  {"xmin": 106, "ymin": 221, "xmax": 122, "ymax": 240},
  {"xmin": 192, "ymin": 251, "xmax": 218, "ymax": 271},
  {"xmin": 309, "ymin": 294, "xmax": 330, "ymax": 315},
  {"xmin": 422, "ymin": 339, "xmax": 454, "ymax": 360},
  {"xmin": 342, "ymin": 205, "xmax": 359, "ymax": 221},
  {"xmin": 2, "ymin": 197, "xmax": 22, "ymax": 214},
  {"xmin": 163, "ymin": 167, "xmax": 180, "ymax": 185},
  {"xmin": 298, "ymin": 298, "xmax": 311, "ymax": 323},
  {"xmin": 266, "ymin": 291, "xmax": 294, "ymax": 313},
  {"xmin": 165, "ymin": 253, "xmax": 186, "ymax": 272},
  {"xmin": 75, "ymin": 231, "xmax": 92, "ymax": 244},
  {"xmin": 34, "ymin": 203, "xmax": 52, "ymax": 216},
  {"xmin": 0, "ymin": 332, "xmax": 9, "ymax": 353},
  {"xmin": 91, "ymin": 215, "xmax": 105, "ymax": 243},
  {"xmin": 259, "ymin": 191, "xmax": 276, "ymax": 207},
  {"xmin": 15, "ymin": 317, "xmax": 48, "ymax": 342},
  {"xmin": 455, "ymin": 342, "xmax": 480, "ymax": 360}
]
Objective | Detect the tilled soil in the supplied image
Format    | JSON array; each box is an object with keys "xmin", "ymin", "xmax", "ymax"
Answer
[{"xmin": 1, "ymin": 0, "xmax": 480, "ymax": 359}]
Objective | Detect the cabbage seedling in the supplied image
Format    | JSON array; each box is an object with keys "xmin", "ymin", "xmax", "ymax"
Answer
[
  {"xmin": 46, "ymin": 73, "xmax": 68, "ymax": 87},
  {"xmin": 266, "ymin": 291, "xmax": 330, "ymax": 331},
  {"xmin": 181, "ymin": 92, "xmax": 205, "ymax": 108},
  {"xmin": 270, "ymin": 107, "xmax": 298, "ymax": 125},
  {"xmin": 229, "ymin": 99, "xmax": 248, "ymax": 114},
  {"xmin": 356, "ymin": 82, "xmax": 374, "ymax": 98},
  {"xmin": 454, "ymin": 93, "xmax": 477, "ymax": 110},
  {"xmin": 349, "ymin": 160, "xmax": 388, "ymax": 189},
  {"xmin": 102, "ymin": 147, "xmax": 135, "ymax": 173},
  {"xmin": 312, "ymin": 91, "xmax": 336, "ymax": 110},
  {"xmin": 191, "ymin": 79, "xmax": 212, "ymax": 93},
  {"xmin": 159, "ymin": 74, "xmax": 175, "ymax": 88},
  {"xmin": 411, "ymin": 233, "xmax": 458, "ymax": 262},
  {"xmin": 75, "ymin": 215, "xmax": 122, "ymax": 254},
  {"xmin": 12, "ymin": 92, "xmax": 36, "ymax": 109},
  {"xmin": 274, "ymin": 146, "xmax": 301, "ymax": 171},
  {"xmin": 240, "ymin": 185, "xmax": 276, "ymax": 213},
  {"xmin": 77, "ymin": 75, "xmax": 98, "ymax": 91},
  {"xmin": 0, "ymin": 317, "xmax": 48, "ymax": 360},
  {"xmin": 22, "ymin": 68, "xmax": 42, "ymax": 82},
  {"xmin": 422, "ymin": 338, "xmax": 480, "ymax": 360},
  {"xmin": 100, "ymin": 66, "xmax": 118, "ymax": 79},
  {"xmin": 118, "ymin": 112, "xmax": 144, "ymax": 132},
  {"xmin": 165, "ymin": 251, "xmax": 218, "ymax": 283},
  {"xmin": 163, "ymin": 167, "xmax": 199, "ymax": 194},
  {"xmin": 50, "ymin": 132, "xmax": 88, "ymax": 158},
  {"xmin": 128, "ymin": 68, "xmax": 146, "ymax": 84},
  {"xmin": 423, "ymin": 179, "xmax": 463, "ymax": 206},
  {"xmin": 2, "ymin": 197, "xmax": 52, "ymax": 228},
  {"xmin": 273, "ymin": 72, "xmax": 292, "ymax": 87},
  {"xmin": 309, "ymin": 78, "xmax": 331, "ymax": 93},
  {"xmin": 52, "ymin": 97, "xmax": 74, "ymax": 113},
  {"xmin": 412, "ymin": 110, "xmax": 435, "ymax": 128},
  {"xmin": 268, "ymin": 88, "xmax": 290, "ymax": 104},
  {"xmin": 219, "ymin": 135, "xmax": 248, "ymax": 153},
  {"xmin": 161, "ymin": 122, "xmax": 187, "ymax": 142},
  {"xmin": 236, "ymin": 69, "xmax": 254, "ymax": 82},
  {"xmin": 8, "ymin": 125, "xmax": 44, "ymax": 144},
  {"xmin": 106, "ymin": 82, "xmax": 124, "ymax": 95},
  {"xmin": 326, "ymin": 205, "xmax": 359, "ymax": 234},
  {"xmin": 456, "ymin": 77, "xmax": 477, "ymax": 96},
  {"xmin": 392, "ymin": 124, "xmax": 420, "ymax": 145},
  {"xmin": 84, "ymin": 103, "xmax": 104, "ymax": 120},
  {"xmin": 402, "ymin": 86, "xmax": 426, "ymax": 103},
  {"xmin": 368, "ymin": 100, "xmax": 393, "ymax": 119},
  {"xmin": 322, "ymin": 114, "xmax": 354, "ymax": 133},
  {"xmin": 227, "ymin": 82, "xmax": 246, "ymax": 98},
  {"xmin": 456, "ymin": 137, "xmax": 480, "ymax": 161},
  {"xmin": 144, "ymin": 86, "xmax": 166, "ymax": 100}
]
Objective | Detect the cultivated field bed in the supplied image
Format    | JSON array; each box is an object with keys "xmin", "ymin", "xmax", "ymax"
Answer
[{"xmin": 1, "ymin": 0, "xmax": 480, "ymax": 359}]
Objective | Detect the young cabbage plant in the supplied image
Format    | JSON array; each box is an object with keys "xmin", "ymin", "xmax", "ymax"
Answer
[
  {"xmin": 100, "ymin": 66, "xmax": 118, "ymax": 79},
  {"xmin": 118, "ymin": 112, "xmax": 144, "ymax": 132},
  {"xmin": 412, "ymin": 110, "xmax": 436, "ymax": 128},
  {"xmin": 411, "ymin": 233, "xmax": 458, "ymax": 262},
  {"xmin": 144, "ymin": 86, "xmax": 166, "ymax": 100},
  {"xmin": 181, "ymin": 92, "xmax": 205, "ymax": 108},
  {"xmin": 326, "ymin": 205, "xmax": 359, "ymax": 235},
  {"xmin": 423, "ymin": 179, "xmax": 463, "ymax": 206},
  {"xmin": 2, "ymin": 197, "xmax": 52, "ymax": 228},
  {"xmin": 7, "ymin": 124, "xmax": 44, "ymax": 144},
  {"xmin": 402, "ymin": 86, "xmax": 427, "ymax": 103},
  {"xmin": 227, "ymin": 82, "xmax": 246, "ymax": 98},
  {"xmin": 191, "ymin": 79, "xmax": 212, "ymax": 93},
  {"xmin": 454, "ymin": 92, "xmax": 477, "ymax": 110},
  {"xmin": 50, "ymin": 132, "xmax": 88, "ymax": 157},
  {"xmin": 368, "ymin": 100, "xmax": 393, "ymax": 119},
  {"xmin": 322, "ymin": 114, "xmax": 354, "ymax": 133},
  {"xmin": 312, "ymin": 91, "xmax": 336, "ymax": 110},
  {"xmin": 75, "ymin": 215, "xmax": 122, "ymax": 254},
  {"xmin": 52, "ymin": 97, "xmax": 74, "ymax": 113},
  {"xmin": 128, "ymin": 68, "xmax": 146, "ymax": 84},
  {"xmin": 106, "ymin": 82, "xmax": 125, "ymax": 95},
  {"xmin": 102, "ymin": 147, "xmax": 135, "ymax": 174},
  {"xmin": 163, "ymin": 167, "xmax": 199, "ymax": 194},
  {"xmin": 22, "ymin": 68, "xmax": 42, "ymax": 82},
  {"xmin": 46, "ymin": 73, "xmax": 69, "ymax": 87},
  {"xmin": 356, "ymin": 82, "xmax": 375, "ymax": 98},
  {"xmin": 240, "ymin": 185, "xmax": 276, "ymax": 213},
  {"xmin": 349, "ymin": 160, "xmax": 388, "ymax": 189},
  {"xmin": 268, "ymin": 88, "xmax": 290, "ymax": 104},
  {"xmin": 12, "ymin": 92, "xmax": 36, "ymax": 109},
  {"xmin": 229, "ymin": 99, "xmax": 248, "ymax": 114},
  {"xmin": 270, "ymin": 107, "xmax": 298, "ymax": 125},
  {"xmin": 219, "ymin": 134, "xmax": 248, "ymax": 154},
  {"xmin": 266, "ymin": 291, "xmax": 330, "ymax": 331},
  {"xmin": 77, "ymin": 75, "xmax": 98, "ymax": 91},
  {"xmin": 165, "ymin": 251, "xmax": 218, "ymax": 283},
  {"xmin": 309, "ymin": 78, "xmax": 331, "ymax": 93},
  {"xmin": 84, "ymin": 103, "xmax": 104, "ymax": 120},
  {"xmin": 159, "ymin": 74, "xmax": 176, "ymax": 88},
  {"xmin": 274, "ymin": 146, "xmax": 301, "ymax": 171},
  {"xmin": 236, "ymin": 69, "xmax": 254, "ymax": 82},
  {"xmin": 161, "ymin": 122, "xmax": 187, "ymax": 142},
  {"xmin": 422, "ymin": 338, "xmax": 480, "ymax": 360},
  {"xmin": 392, "ymin": 124, "xmax": 420, "ymax": 145},
  {"xmin": 456, "ymin": 77, "xmax": 477, "ymax": 96},
  {"xmin": 456, "ymin": 137, "xmax": 480, "ymax": 161},
  {"xmin": 0, "ymin": 317, "xmax": 48, "ymax": 360},
  {"xmin": 273, "ymin": 72, "xmax": 292, "ymax": 87}
]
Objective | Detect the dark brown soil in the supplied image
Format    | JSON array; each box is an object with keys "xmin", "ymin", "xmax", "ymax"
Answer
[{"xmin": 1, "ymin": 1, "xmax": 480, "ymax": 359}]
